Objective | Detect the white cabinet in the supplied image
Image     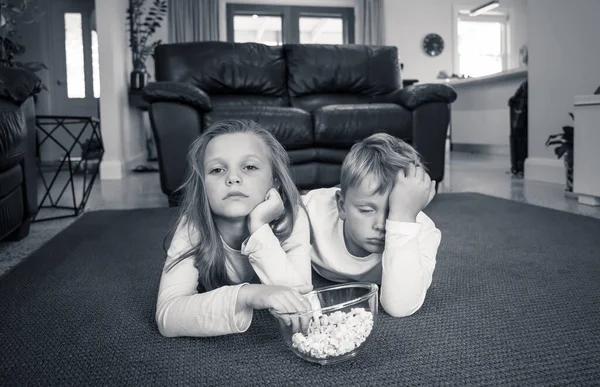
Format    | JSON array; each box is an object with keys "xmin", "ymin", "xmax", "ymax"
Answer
[{"xmin": 573, "ymin": 95, "xmax": 600, "ymax": 206}]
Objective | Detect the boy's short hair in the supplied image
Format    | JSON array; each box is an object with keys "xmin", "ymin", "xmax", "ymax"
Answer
[{"xmin": 340, "ymin": 133, "xmax": 424, "ymax": 194}]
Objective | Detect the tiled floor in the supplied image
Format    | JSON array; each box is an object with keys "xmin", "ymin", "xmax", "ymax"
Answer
[
  {"xmin": 439, "ymin": 151, "xmax": 600, "ymax": 219},
  {"xmin": 57, "ymin": 150, "xmax": 597, "ymax": 219},
  {"xmin": 1, "ymin": 150, "xmax": 599, "ymax": 277}
]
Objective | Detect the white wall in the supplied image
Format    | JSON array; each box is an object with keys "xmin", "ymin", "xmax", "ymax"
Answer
[
  {"xmin": 507, "ymin": 0, "xmax": 528, "ymax": 69},
  {"xmin": 525, "ymin": 0, "xmax": 600, "ymax": 184},
  {"xmin": 384, "ymin": 0, "xmax": 528, "ymax": 84},
  {"xmin": 218, "ymin": 0, "xmax": 363, "ymax": 43},
  {"xmin": 96, "ymin": 0, "xmax": 145, "ymax": 179}
]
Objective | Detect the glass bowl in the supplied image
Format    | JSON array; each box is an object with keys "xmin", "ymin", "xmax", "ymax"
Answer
[{"xmin": 270, "ymin": 282, "xmax": 379, "ymax": 365}]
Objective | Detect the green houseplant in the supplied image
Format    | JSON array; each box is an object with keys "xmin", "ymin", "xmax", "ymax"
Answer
[
  {"xmin": 126, "ymin": 0, "xmax": 167, "ymax": 90},
  {"xmin": 545, "ymin": 113, "xmax": 574, "ymax": 192},
  {"xmin": 0, "ymin": 0, "xmax": 46, "ymax": 73}
]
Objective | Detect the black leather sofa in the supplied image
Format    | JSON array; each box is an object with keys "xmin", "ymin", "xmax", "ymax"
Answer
[
  {"xmin": 0, "ymin": 67, "xmax": 43, "ymax": 241},
  {"xmin": 143, "ymin": 42, "xmax": 457, "ymax": 205}
]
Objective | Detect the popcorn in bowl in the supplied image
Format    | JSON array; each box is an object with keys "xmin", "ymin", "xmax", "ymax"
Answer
[
  {"xmin": 270, "ymin": 282, "xmax": 379, "ymax": 365},
  {"xmin": 291, "ymin": 307, "xmax": 374, "ymax": 359}
]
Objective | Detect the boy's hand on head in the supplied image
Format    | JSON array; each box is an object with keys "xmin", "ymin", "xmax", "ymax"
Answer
[
  {"xmin": 388, "ymin": 164, "xmax": 436, "ymax": 223},
  {"xmin": 247, "ymin": 188, "xmax": 285, "ymax": 234}
]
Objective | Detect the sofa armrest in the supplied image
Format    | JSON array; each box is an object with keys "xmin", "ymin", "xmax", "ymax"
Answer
[
  {"xmin": 411, "ymin": 102, "xmax": 451, "ymax": 182},
  {"xmin": 148, "ymin": 101, "xmax": 202, "ymax": 201},
  {"xmin": 0, "ymin": 66, "xmax": 43, "ymax": 105},
  {"xmin": 142, "ymin": 81, "xmax": 212, "ymax": 112},
  {"xmin": 375, "ymin": 84, "xmax": 457, "ymax": 111}
]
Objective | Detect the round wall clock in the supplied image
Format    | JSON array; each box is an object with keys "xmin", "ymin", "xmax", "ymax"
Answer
[{"xmin": 423, "ymin": 33, "xmax": 444, "ymax": 57}]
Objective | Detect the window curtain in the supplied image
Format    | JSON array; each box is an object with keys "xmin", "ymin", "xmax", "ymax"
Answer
[
  {"xmin": 362, "ymin": 0, "xmax": 385, "ymax": 45},
  {"xmin": 168, "ymin": 0, "xmax": 219, "ymax": 43}
]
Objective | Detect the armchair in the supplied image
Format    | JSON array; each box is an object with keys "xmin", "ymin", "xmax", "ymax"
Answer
[{"xmin": 0, "ymin": 67, "xmax": 43, "ymax": 241}]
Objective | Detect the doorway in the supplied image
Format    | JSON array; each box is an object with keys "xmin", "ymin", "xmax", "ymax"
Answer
[{"xmin": 47, "ymin": 0, "xmax": 99, "ymax": 117}]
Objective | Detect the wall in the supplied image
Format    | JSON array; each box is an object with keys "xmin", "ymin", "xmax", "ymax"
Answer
[
  {"xmin": 507, "ymin": 0, "xmax": 528, "ymax": 69},
  {"xmin": 384, "ymin": 0, "xmax": 528, "ymax": 84},
  {"xmin": 525, "ymin": 0, "xmax": 600, "ymax": 184},
  {"xmin": 96, "ymin": 0, "xmax": 145, "ymax": 179},
  {"xmin": 218, "ymin": 0, "xmax": 362, "ymax": 43}
]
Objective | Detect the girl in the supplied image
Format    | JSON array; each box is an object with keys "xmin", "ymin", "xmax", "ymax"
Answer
[{"xmin": 156, "ymin": 120, "xmax": 313, "ymax": 337}]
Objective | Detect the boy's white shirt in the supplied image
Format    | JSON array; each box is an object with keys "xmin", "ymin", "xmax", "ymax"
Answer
[
  {"xmin": 302, "ymin": 187, "xmax": 441, "ymax": 317},
  {"xmin": 155, "ymin": 208, "xmax": 311, "ymax": 337}
]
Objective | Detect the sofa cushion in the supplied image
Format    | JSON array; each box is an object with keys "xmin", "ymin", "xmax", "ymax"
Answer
[
  {"xmin": 154, "ymin": 41, "xmax": 287, "ymax": 98},
  {"xmin": 210, "ymin": 95, "xmax": 288, "ymax": 108},
  {"xmin": 313, "ymin": 104, "xmax": 412, "ymax": 147},
  {"xmin": 203, "ymin": 106, "xmax": 313, "ymax": 150},
  {"xmin": 284, "ymin": 44, "xmax": 400, "ymax": 97},
  {"xmin": 290, "ymin": 162, "xmax": 343, "ymax": 190},
  {"xmin": 290, "ymin": 94, "xmax": 372, "ymax": 113},
  {"xmin": 288, "ymin": 148, "xmax": 349, "ymax": 165}
]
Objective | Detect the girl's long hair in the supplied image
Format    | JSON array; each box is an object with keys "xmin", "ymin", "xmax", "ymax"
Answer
[{"xmin": 164, "ymin": 120, "xmax": 302, "ymax": 292}]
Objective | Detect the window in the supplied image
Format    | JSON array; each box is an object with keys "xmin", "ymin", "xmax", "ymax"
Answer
[
  {"xmin": 91, "ymin": 30, "xmax": 100, "ymax": 98},
  {"xmin": 64, "ymin": 13, "xmax": 86, "ymax": 98},
  {"xmin": 299, "ymin": 17, "xmax": 344, "ymax": 44},
  {"xmin": 233, "ymin": 15, "xmax": 282, "ymax": 45},
  {"xmin": 227, "ymin": 4, "xmax": 355, "ymax": 45},
  {"xmin": 456, "ymin": 13, "xmax": 507, "ymax": 77},
  {"xmin": 64, "ymin": 13, "xmax": 101, "ymax": 99}
]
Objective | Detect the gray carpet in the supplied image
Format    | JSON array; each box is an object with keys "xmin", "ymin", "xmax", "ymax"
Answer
[
  {"xmin": 0, "ymin": 218, "xmax": 77, "ymax": 277},
  {"xmin": 1, "ymin": 193, "xmax": 599, "ymax": 386}
]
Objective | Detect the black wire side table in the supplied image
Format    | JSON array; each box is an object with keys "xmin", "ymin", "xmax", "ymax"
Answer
[{"xmin": 34, "ymin": 115, "xmax": 104, "ymax": 222}]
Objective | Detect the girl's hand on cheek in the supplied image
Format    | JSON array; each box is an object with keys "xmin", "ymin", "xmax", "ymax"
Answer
[{"xmin": 247, "ymin": 188, "xmax": 285, "ymax": 234}]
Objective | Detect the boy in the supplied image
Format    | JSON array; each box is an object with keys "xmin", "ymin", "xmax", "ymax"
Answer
[{"xmin": 302, "ymin": 133, "xmax": 440, "ymax": 317}]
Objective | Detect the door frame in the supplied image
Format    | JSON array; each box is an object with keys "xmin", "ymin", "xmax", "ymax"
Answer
[{"xmin": 47, "ymin": 0, "xmax": 98, "ymax": 117}]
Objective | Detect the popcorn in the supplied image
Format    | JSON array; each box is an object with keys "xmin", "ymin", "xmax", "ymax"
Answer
[{"xmin": 290, "ymin": 308, "xmax": 374, "ymax": 359}]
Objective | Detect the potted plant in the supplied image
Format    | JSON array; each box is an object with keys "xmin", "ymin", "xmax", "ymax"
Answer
[
  {"xmin": 0, "ymin": 0, "xmax": 47, "ymax": 74},
  {"xmin": 545, "ymin": 113, "xmax": 574, "ymax": 192},
  {"xmin": 126, "ymin": 0, "xmax": 167, "ymax": 90}
]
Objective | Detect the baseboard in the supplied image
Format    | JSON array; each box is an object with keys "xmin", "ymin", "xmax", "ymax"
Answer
[
  {"xmin": 524, "ymin": 157, "xmax": 565, "ymax": 184},
  {"xmin": 39, "ymin": 158, "xmax": 101, "ymax": 174},
  {"xmin": 126, "ymin": 151, "xmax": 148, "ymax": 172},
  {"xmin": 452, "ymin": 143, "xmax": 510, "ymax": 156},
  {"xmin": 38, "ymin": 160, "xmax": 63, "ymax": 172},
  {"xmin": 100, "ymin": 160, "xmax": 124, "ymax": 180}
]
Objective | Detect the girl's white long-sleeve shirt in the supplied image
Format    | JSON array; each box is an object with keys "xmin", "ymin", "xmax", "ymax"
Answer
[
  {"xmin": 302, "ymin": 188, "xmax": 441, "ymax": 317},
  {"xmin": 155, "ymin": 209, "xmax": 311, "ymax": 337}
]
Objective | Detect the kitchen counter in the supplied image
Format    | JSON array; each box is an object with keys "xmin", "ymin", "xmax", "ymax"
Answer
[
  {"xmin": 447, "ymin": 68, "xmax": 528, "ymax": 154},
  {"xmin": 440, "ymin": 68, "xmax": 527, "ymax": 87}
]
